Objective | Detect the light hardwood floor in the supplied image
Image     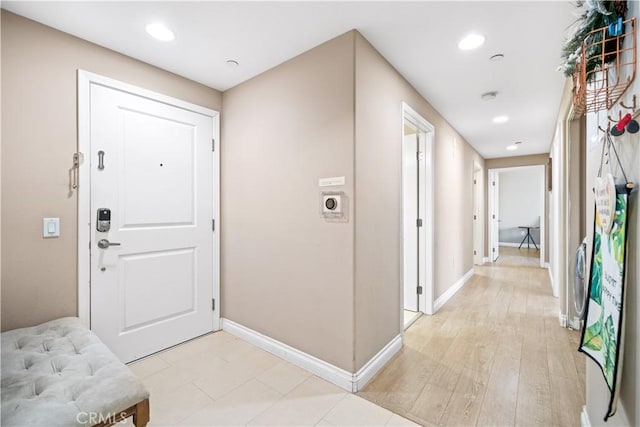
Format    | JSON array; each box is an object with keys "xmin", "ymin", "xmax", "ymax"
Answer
[
  {"xmin": 495, "ymin": 245, "xmax": 541, "ymax": 268},
  {"xmin": 359, "ymin": 261, "xmax": 586, "ymax": 427}
]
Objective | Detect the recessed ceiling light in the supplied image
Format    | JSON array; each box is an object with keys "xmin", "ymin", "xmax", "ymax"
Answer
[
  {"xmin": 490, "ymin": 53, "xmax": 505, "ymax": 62},
  {"xmin": 481, "ymin": 91, "xmax": 498, "ymax": 101},
  {"xmin": 493, "ymin": 115, "xmax": 509, "ymax": 124},
  {"xmin": 458, "ymin": 33, "xmax": 485, "ymax": 51},
  {"xmin": 506, "ymin": 145, "xmax": 518, "ymax": 151},
  {"xmin": 146, "ymin": 22, "xmax": 175, "ymax": 41},
  {"xmin": 226, "ymin": 59, "xmax": 239, "ymax": 67}
]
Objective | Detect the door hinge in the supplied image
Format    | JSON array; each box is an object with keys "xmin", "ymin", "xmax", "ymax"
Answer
[
  {"xmin": 492, "ymin": 181, "xmax": 496, "ymax": 186},
  {"xmin": 492, "ymin": 214, "xmax": 495, "ymax": 219},
  {"xmin": 212, "ymin": 138, "xmax": 215, "ymax": 152},
  {"xmin": 212, "ymin": 219, "xmax": 215, "ymax": 231},
  {"xmin": 474, "ymin": 250, "xmax": 477, "ymax": 255},
  {"xmin": 417, "ymin": 286, "xmax": 423, "ymax": 295},
  {"xmin": 473, "ymin": 215, "xmax": 477, "ymax": 220},
  {"xmin": 416, "ymin": 218, "xmax": 423, "ymax": 227},
  {"xmin": 212, "ymin": 298, "xmax": 215, "ymax": 311},
  {"xmin": 474, "ymin": 179, "xmax": 477, "ymax": 184},
  {"xmin": 492, "ymin": 247, "xmax": 496, "ymax": 252}
]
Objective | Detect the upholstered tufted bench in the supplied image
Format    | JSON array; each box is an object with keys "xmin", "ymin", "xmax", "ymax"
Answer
[{"xmin": 1, "ymin": 317, "xmax": 150, "ymax": 426}]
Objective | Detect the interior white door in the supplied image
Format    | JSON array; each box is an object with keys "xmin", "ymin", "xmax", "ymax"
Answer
[
  {"xmin": 403, "ymin": 131, "xmax": 418, "ymax": 312},
  {"xmin": 417, "ymin": 132, "xmax": 426, "ymax": 311},
  {"xmin": 490, "ymin": 172, "xmax": 500, "ymax": 261},
  {"xmin": 89, "ymin": 83, "xmax": 215, "ymax": 363},
  {"xmin": 473, "ymin": 167, "xmax": 481, "ymax": 265}
]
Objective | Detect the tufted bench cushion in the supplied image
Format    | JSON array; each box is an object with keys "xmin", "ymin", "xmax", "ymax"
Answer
[{"xmin": 1, "ymin": 317, "xmax": 149, "ymax": 426}]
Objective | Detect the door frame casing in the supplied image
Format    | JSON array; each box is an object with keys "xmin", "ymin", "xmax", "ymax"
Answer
[
  {"xmin": 400, "ymin": 102, "xmax": 435, "ymax": 316},
  {"xmin": 77, "ymin": 70, "xmax": 220, "ymax": 331}
]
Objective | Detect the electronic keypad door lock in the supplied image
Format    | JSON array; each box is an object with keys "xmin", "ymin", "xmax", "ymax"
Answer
[{"xmin": 96, "ymin": 208, "xmax": 111, "ymax": 232}]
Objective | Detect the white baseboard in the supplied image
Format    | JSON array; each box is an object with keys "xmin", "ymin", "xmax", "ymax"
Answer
[
  {"xmin": 569, "ymin": 317, "xmax": 583, "ymax": 330},
  {"xmin": 581, "ymin": 406, "xmax": 591, "ymax": 427},
  {"xmin": 353, "ymin": 334, "xmax": 402, "ymax": 391},
  {"xmin": 482, "ymin": 257, "xmax": 489, "ymax": 264},
  {"xmin": 544, "ymin": 262, "xmax": 550, "ymax": 269},
  {"xmin": 559, "ymin": 313, "xmax": 582, "ymax": 330},
  {"xmin": 498, "ymin": 241, "xmax": 522, "ymax": 247},
  {"xmin": 548, "ymin": 266, "xmax": 558, "ymax": 297},
  {"xmin": 559, "ymin": 313, "xmax": 568, "ymax": 328},
  {"xmin": 221, "ymin": 318, "xmax": 401, "ymax": 392},
  {"xmin": 433, "ymin": 268, "xmax": 474, "ymax": 313}
]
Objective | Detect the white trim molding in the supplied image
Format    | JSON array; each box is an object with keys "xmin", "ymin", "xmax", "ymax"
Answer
[
  {"xmin": 482, "ymin": 257, "xmax": 490, "ymax": 264},
  {"xmin": 498, "ymin": 242, "xmax": 523, "ymax": 248},
  {"xmin": 569, "ymin": 317, "xmax": 583, "ymax": 331},
  {"xmin": 433, "ymin": 268, "xmax": 474, "ymax": 313},
  {"xmin": 401, "ymin": 102, "xmax": 436, "ymax": 315},
  {"xmin": 222, "ymin": 318, "xmax": 401, "ymax": 392},
  {"xmin": 548, "ymin": 265, "xmax": 558, "ymax": 297},
  {"xmin": 559, "ymin": 313, "xmax": 568, "ymax": 328},
  {"xmin": 581, "ymin": 406, "xmax": 591, "ymax": 427},
  {"xmin": 354, "ymin": 334, "xmax": 403, "ymax": 391},
  {"xmin": 499, "ymin": 241, "xmax": 544, "ymax": 250}
]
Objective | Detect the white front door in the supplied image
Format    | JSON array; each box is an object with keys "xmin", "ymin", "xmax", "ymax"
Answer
[{"xmin": 87, "ymin": 79, "xmax": 217, "ymax": 363}]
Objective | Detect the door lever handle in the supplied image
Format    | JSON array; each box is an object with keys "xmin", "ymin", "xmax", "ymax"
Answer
[
  {"xmin": 97, "ymin": 239, "xmax": 121, "ymax": 249},
  {"xmin": 98, "ymin": 150, "xmax": 105, "ymax": 170}
]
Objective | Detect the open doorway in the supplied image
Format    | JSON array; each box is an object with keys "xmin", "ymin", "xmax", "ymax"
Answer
[
  {"xmin": 401, "ymin": 103, "xmax": 434, "ymax": 329},
  {"xmin": 488, "ymin": 165, "xmax": 546, "ymax": 268}
]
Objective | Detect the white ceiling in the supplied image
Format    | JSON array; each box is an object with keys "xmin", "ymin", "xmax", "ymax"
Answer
[{"xmin": 2, "ymin": 1, "xmax": 576, "ymax": 159}]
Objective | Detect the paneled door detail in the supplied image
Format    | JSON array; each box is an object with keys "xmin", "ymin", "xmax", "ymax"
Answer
[{"xmin": 88, "ymin": 81, "xmax": 216, "ymax": 362}]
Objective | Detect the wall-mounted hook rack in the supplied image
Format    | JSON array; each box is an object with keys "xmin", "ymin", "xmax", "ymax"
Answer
[
  {"xmin": 573, "ymin": 17, "xmax": 637, "ymax": 114},
  {"xmin": 608, "ymin": 111, "xmax": 623, "ymax": 123},
  {"xmin": 620, "ymin": 94, "xmax": 637, "ymax": 110}
]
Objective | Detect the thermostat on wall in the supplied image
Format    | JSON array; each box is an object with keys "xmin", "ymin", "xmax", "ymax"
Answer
[{"xmin": 320, "ymin": 191, "xmax": 346, "ymax": 219}]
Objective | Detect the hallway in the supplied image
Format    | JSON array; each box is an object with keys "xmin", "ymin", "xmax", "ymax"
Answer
[{"xmin": 359, "ymin": 262, "xmax": 585, "ymax": 426}]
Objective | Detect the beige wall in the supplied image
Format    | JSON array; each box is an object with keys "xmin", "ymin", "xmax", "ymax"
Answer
[
  {"xmin": 221, "ymin": 32, "xmax": 357, "ymax": 371},
  {"xmin": 3, "ymin": 15, "xmax": 487, "ymax": 375},
  {"xmin": 485, "ymin": 154, "xmax": 550, "ymax": 263},
  {"xmin": 223, "ymin": 30, "xmax": 484, "ymax": 372},
  {"xmin": 353, "ymin": 34, "xmax": 484, "ymax": 369},
  {"xmin": 0, "ymin": 12, "xmax": 222, "ymax": 331}
]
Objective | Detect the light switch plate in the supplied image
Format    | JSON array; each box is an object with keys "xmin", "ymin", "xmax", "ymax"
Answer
[{"xmin": 43, "ymin": 218, "xmax": 60, "ymax": 238}]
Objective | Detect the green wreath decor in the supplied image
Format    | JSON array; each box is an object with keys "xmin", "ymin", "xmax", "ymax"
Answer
[{"xmin": 559, "ymin": 0, "xmax": 628, "ymax": 81}]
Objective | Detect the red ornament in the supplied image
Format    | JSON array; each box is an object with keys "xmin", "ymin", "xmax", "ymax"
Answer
[{"xmin": 617, "ymin": 113, "xmax": 632, "ymax": 131}]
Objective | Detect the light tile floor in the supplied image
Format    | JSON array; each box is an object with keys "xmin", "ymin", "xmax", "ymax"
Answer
[{"xmin": 126, "ymin": 331, "xmax": 418, "ymax": 426}]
